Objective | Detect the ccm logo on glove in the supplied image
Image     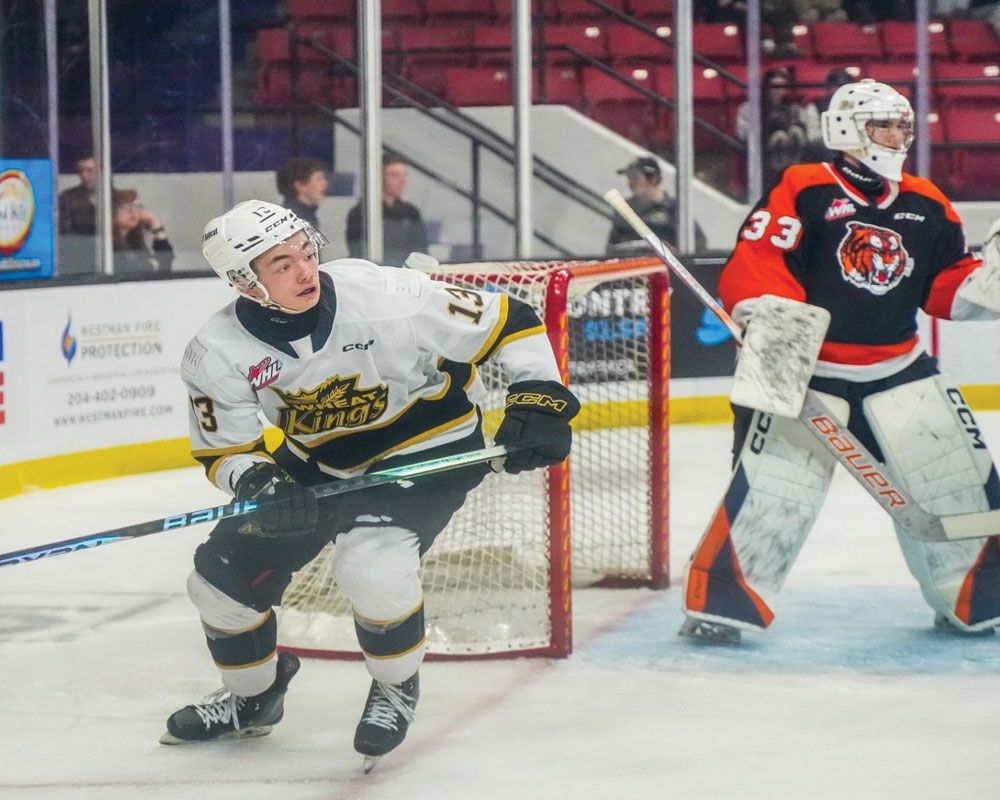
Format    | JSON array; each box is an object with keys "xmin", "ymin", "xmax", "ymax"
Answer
[{"xmin": 494, "ymin": 380, "xmax": 581, "ymax": 474}]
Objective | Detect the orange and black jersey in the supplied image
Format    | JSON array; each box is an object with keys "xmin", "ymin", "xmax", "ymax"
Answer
[{"xmin": 720, "ymin": 157, "xmax": 981, "ymax": 372}]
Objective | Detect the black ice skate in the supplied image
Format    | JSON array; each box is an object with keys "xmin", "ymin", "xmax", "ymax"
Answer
[
  {"xmin": 159, "ymin": 651, "xmax": 300, "ymax": 744},
  {"xmin": 354, "ymin": 673, "xmax": 419, "ymax": 773},
  {"xmin": 933, "ymin": 612, "xmax": 995, "ymax": 637},
  {"xmin": 678, "ymin": 616, "xmax": 742, "ymax": 645}
]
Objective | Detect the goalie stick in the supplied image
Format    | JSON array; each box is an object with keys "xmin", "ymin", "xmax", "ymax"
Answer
[
  {"xmin": 0, "ymin": 444, "xmax": 515, "ymax": 567},
  {"xmin": 604, "ymin": 188, "xmax": 1000, "ymax": 543}
]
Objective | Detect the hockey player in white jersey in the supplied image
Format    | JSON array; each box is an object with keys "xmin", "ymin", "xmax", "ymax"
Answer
[{"xmin": 160, "ymin": 200, "xmax": 579, "ymax": 771}]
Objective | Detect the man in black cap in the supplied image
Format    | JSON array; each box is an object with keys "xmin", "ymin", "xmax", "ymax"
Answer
[{"xmin": 606, "ymin": 156, "xmax": 706, "ymax": 254}]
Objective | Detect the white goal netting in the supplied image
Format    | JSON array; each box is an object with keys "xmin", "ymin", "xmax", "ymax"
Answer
[{"xmin": 279, "ymin": 257, "xmax": 669, "ymax": 658}]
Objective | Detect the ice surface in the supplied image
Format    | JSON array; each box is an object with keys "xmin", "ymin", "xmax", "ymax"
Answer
[{"xmin": 2, "ymin": 416, "xmax": 999, "ymax": 799}]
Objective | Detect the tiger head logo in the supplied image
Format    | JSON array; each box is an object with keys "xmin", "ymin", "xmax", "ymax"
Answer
[{"xmin": 837, "ymin": 221, "xmax": 914, "ymax": 296}]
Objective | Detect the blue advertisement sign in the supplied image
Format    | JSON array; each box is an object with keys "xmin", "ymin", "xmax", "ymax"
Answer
[{"xmin": 0, "ymin": 159, "xmax": 54, "ymax": 281}]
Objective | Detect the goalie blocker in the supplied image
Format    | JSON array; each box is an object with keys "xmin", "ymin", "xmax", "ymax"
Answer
[
  {"xmin": 685, "ymin": 359, "xmax": 1000, "ymax": 635},
  {"xmin": 729, "ymin": 295, "xmax": 830, "ymax": 418}
]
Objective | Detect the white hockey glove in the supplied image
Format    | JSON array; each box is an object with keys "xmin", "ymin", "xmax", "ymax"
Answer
[
  {"xmin": 955, "ymin": 216, "xmax": 1000, "ymax": 315},
  {"xmin": 730, "ymin": 294, "xmax": 830, "ymax": 418}
]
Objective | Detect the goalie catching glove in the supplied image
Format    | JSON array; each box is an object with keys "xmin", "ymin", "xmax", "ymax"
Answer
[
  {"xmin": 234, "ymin": 462, "xmax": 319, "ymax": 537},
  {"xmin": 494, "ymin": 380, "xmax": 581, "ymax": 474}
]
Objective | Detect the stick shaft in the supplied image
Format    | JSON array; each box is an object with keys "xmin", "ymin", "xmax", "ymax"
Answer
[{"xmin": 0, "ymin": 445, "xmax": 511, "ymax": 567}]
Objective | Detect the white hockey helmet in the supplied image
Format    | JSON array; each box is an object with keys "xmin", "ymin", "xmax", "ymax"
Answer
[
  {"xmin": 201, "ymin": 199, "xmax": 327, "ymax": 306},
  {"xmin": 821, "ymin": 79, "xmax": 914, "ymax": 181}
]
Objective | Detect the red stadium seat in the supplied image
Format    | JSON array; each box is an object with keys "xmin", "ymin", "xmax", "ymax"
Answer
[
  {"xmin": 941, "ymin": 106, "xmax": 1000, "ymax": 197},
  {"xmin": 538, "ymin": 66, "xmax": 584, "ymax": 105},
  {"xmin": 868, "ymin": 63, "xmax": 918, "ymax": 98},
  {"xmin": 400, "ymin": 26, "xmax": 475, "ymax": 96},
  {"xmin": 606, "ymin": 23, "xmax": 673, "ymax": 65},
  {"xmin": 257, "ymin": 63, "xmax": 339, "ymax": 108},
  {"xmin": 812, "ymin": 22, "xmax": 884, "ymax": 63},
  {"xmin": 294, "ymin": 22, "xmax": 355, "ymax": 59},
  {"xmin": 423, "ymin": 0, "xmax": 494, "ymax": 21},
  {"xmin": 581, "ymin": 65, "xmax": 658, "ymax": 142},
  {"xmin": 784, "ymin": 23, "xmax": 815, "ymax": 62},
  {"xmin": 493, "ymin": 0, "xmax": 557, "ymax": 21},
  {"xmin": 627, "ymin": 0, "xmax": 673, "ymax": 24},
  {"xmin": 933, "ymin": 62, "xmax": 1000, "ymax": 106},
  {"xmin": 555, "ymin": 0, "xmax": 628, "ymax": 20},
  {"xmin": 545, "ymin": 23, "xmax": 609, "ymax": 63},
  {"xmin": 287, "ymin": 0, "xmax": 354, "ymax": 21},
  {"xmin": 473, "ymin": 25, "xmax": 515, "ymax": 65},
  {"xmin": 692, "ymin": 22, "xmax": 743, "ymax": 63},
  {"xmin": 881, "ymin": 20, "xmax": 949, "ymax": 62},
  {"xmin": 949, "ymin": 19, "xmax": 1000, "ymax": 62},
  {"xmin": 381, "ymin": 0, "xmax": 425, "ymax": 22},
  {"xmin": 443, "ymin": 66, "xmax": 512, "ymax": 105}
]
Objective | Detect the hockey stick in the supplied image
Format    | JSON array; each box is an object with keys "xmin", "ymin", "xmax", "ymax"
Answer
[
  {"xmin": 605, "ymin": 188, "xmax": 1000, "ymax": 543},
  {"xmin": 0, "ymin": 444, "xmax": 514, "ymax": 567}
]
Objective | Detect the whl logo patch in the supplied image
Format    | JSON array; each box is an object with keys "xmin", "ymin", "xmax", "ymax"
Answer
[
  {"xmin": 825, "ymin": 198, "xmax": 857, "ymax": 221},
  {"xmin": 247, "ymin": 356, "xmax": 282, "ymax": 390}
]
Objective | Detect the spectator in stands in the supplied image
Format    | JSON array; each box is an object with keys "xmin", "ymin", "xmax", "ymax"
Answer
[
  {"xmin": 346, "ymin": 153, "xmax": 430, "ymax": 268},
  {"xmin": 111, "ymin": 188, "xmax": 174, "ymax": 274},
  {"xmin": 276, "ymin": 157, "xmax": 329, "ymax": 231},
  {"xmin": 58, "ymin": 153, "xmax": 100, "ymax": 275},
  {"xmin": 969, "ymin": 0, "xmax": 1000, "ymax": 38},
  {"xmin": 59, "ymin": 154, "xmax": 97, "ymax": 236},
  {"xmin": 606, "ymin": 157, "xmax": 707, "ymax": 254},
  {"xmin": 737, "ymin": 67, "xmax": 821, "ymax": 190}
]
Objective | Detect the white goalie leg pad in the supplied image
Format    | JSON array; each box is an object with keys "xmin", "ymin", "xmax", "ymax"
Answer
[
  {"xmin": 186, "ymin": 570, "xmax": 277, "ymax": 697},
  {"xmin": 865, "ymin": 375, "xmax": 1000, "ymax": 630},
  {"xmin": 684, "ymin": 395, "xmax": 843, "ymax": 628},
  {"xmin": 333, "ymin": 526, "xmax": 425, "ymax": 683},
  {"xmin": 730, "ymin": 294, "xmax": 831, "ymax": 418}
]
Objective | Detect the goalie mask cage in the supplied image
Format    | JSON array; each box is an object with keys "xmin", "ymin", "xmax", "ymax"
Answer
[{"xmin": 279, "ymin": 256, "xmax": 669, "ymax": 659}]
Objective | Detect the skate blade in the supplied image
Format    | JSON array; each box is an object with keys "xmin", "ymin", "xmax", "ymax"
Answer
[
  {"xmin": 158, "ymin": 725, "xmax": 273, "ymax": 745},
  {"xmin": 362, "ymin": 755, "xmax": 381, "ymax": 774},
  {"xmin": 677, "ymin": 620, "xmax": 741, "ymax": 646}
]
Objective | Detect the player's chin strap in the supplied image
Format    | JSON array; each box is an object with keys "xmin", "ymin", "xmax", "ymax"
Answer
[
  {"xmin": 604, "ymin": 188, "xmax": 1000, "ymax": 543},
  {"xmin": 0, "ymin": 445, "xmax": 520, "ymax": 567}
]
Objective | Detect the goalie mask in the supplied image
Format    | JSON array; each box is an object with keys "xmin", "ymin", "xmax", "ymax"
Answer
[
  {"xmin": 821, "ymin": 79, "xmax": 914, "ymax": 181},
  {"xmin": 202, "ymin": 200, "xmax": 327, "ymax": 309}
]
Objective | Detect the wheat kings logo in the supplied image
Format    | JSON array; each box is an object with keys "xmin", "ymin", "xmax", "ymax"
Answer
[{"xmin": 274, "ymin": 374, "xmax": 389, "ymax": 435}]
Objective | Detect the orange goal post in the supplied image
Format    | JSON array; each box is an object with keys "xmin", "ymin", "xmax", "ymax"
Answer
[{"xmin": 279, "ymin": 255, "xmax": 670, "ymax": 659}]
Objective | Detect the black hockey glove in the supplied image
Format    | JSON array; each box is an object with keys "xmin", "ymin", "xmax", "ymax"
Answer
[
  {"xmin": 234, "ymin": 462, "xmax": 319, "ymax": 537},
  {"xmin": 494, "ymin": 380, "xmax": 581, "ymax": 474}
]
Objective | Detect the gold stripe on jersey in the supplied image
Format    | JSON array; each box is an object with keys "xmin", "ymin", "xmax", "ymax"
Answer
[
  {"xmin": 473, "ymin": 296, "xmax": 546, "ymax": 365},
  {"xmin": 316, "ymin": 407, "xmax": 477, "ymax": 474},
  {"xmin": 361, "ymin": 636, "xmax": 427, "ymax": 660},
  {"xmin": 216, "ymin": 649, "xmax": 277, "ymax": 670},
  {"xmin": 471, "ymin": 293, "xmax": 510, "ymax": 363},
  {"xmin": 192, "ymin": 437, "xmax": 272, "ymax": 483}
]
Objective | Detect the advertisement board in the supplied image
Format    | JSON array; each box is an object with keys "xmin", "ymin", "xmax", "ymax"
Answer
[
  {"xmin": 0, "ymin": 278, "xmax": 232, "ymax": 467},
  {"xmin": 0, "ymin": 159, "xmax": 54, "ymax": 281}
]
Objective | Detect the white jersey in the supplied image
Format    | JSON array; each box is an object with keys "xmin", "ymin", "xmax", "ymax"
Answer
[{"xmin": 181, "ymin": 259, "xmax": 560, "ymax": 492}]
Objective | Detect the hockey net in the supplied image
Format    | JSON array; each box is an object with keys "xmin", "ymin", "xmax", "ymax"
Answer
[{"xmin": 279, "ymin": 256, "xmax": 669, "ymax": 658}]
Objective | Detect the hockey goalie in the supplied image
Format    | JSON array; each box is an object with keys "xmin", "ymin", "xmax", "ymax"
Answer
[{"xmin": 680, "ymin": 79, "xmax": 1000, "ymax": 645}]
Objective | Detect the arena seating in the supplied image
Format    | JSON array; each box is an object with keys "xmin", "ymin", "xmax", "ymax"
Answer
[{"xmin": 253, "ymin": 6, "xmax": 1000, "ymax": 196}]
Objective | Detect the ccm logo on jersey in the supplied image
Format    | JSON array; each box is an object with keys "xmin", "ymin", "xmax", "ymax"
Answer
[
  {"xmin": 343, "ymin": 339, "xmax": 375, "ymax": 352},
  {"xmin": 894, "ymin": 212, "xmax": 925, "ymax": 222},
  {"xmin": 247, "ymin": 356, "xmax": 283, "ymax": 390},
  {"xmin": 824, "ymin": 198, "xmax": 857, "ymax": 221},
  {"xmin": 506, "ymin": 392, "xmax": 570, "ymax": 412}
]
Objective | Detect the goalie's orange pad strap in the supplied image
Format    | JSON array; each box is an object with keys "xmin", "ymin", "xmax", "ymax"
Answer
[{"xmin": 686, "ymin": 467, "xmax": 775, "ymax": 628}]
